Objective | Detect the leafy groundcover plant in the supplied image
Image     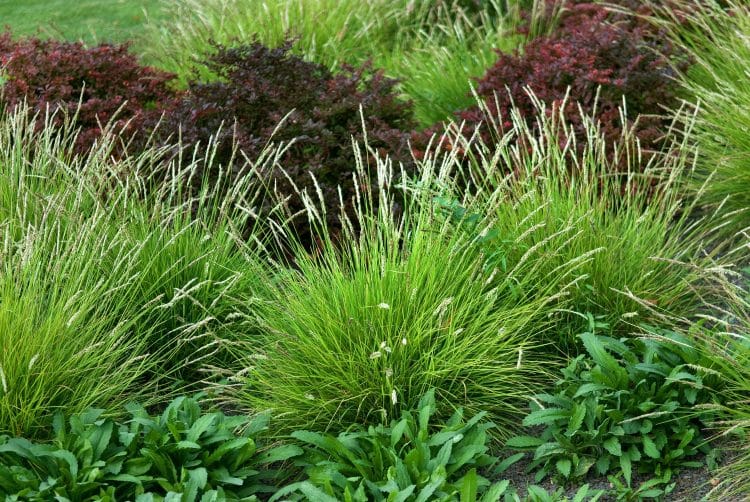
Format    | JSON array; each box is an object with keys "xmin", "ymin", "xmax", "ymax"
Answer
[
  {"xmin": 0, "ymin": 396, "xmax": 301, "ymax": 500},
  {"xmin": 507, "ymin": 325, "xmax": 719, "ymax": 490},
  {"xmin": 274, "ymin": 389, "xmax": 507, "ymax": 501}
]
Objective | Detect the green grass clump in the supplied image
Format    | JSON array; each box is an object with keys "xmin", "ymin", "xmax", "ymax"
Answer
[
  {"xmin": 229, "ymin": 97, "xmax": 728, "ymax": 440},
  {"xmin": 430, "ymin": 99, "xmax": 729, "ymax": 345},
  {"xmin": 230, "ymin": 144, "xmax": 556, "ymax": 438},
  {"xmin": 144, "ymin": 0, "xmax": 547, "ymax": 125},
  {"xmin": 690, "ymin": 276, "xmax": 750, "ymax": 500},
  {"xmin": 0, "ymin": 0, "xmax": 164, "ymax": 46},
  {"xmin": 0, "ymin": 110, "xmax": 272, "ymax": 437},
  {"xmin": 657, "ymin": 0, "xmax": 750, "ymax": 240}
]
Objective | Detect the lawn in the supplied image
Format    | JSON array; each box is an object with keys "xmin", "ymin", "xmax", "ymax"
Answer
[
  {"xmin": 0, "ymin": 0, "xmax": 748, "ymax": 500},
  {"xmin": 0, "ymin": 0, "xmax": 163, "ymax": 45}
]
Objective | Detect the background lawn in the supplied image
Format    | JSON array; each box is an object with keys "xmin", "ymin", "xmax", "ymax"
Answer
[{"xmin": 0, "ymin": 0, "xmax": 164, "ymax": 46}]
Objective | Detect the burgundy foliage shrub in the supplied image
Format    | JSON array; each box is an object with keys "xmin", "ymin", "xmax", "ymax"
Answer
[
  {"xmin": 152, "ymin": 41, "xmax": 416, "ymax": 245},
  {"xmin": 414, "ymin": 1, "xmax": 688, "ymax": 170},
  {"xmin": 0, "ymin": 32, "xmax": 177, "ymax": 154}
]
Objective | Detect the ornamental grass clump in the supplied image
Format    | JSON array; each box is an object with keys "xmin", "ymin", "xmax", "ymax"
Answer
[
  {"xmin": 228, "ymin": 141, "xmax": 557, "ymax": 439},
  {"xmin": 426, "ymin": 96, "xmax": 732, "ymax": 345},
  {"xmin": 689, "ymin": 272, "xmax": 750, "ymax": 500},
  {"xmin": 0, "ymin": 108, "xmax": 273, "ymax": 437},
  {"xmin": 655, "ymin": 0, "xmax": 750, "ymax": 240}
]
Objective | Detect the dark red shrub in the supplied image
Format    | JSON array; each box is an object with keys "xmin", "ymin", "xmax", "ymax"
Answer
[
  {"xmin": 0, "ymin": 31, "xmax": 177, "ymax": 154},
  {"xmin": 152, "ymin": 41, "xmax": 416, "ymax": 246},
  {"xmin": 414, "ymin": 1, "xmax": 689, "ymax": 170}
]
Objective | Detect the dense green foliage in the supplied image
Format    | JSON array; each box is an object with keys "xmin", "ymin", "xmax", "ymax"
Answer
[
  {"xmin": 276, "ymin": 389, "xmax": 506, "ymax": 501},
  {"xmin": 507, "ymin": 328, "xmax": 717, "ymax": 488},
  {"xmin": 0, "ymin": 111, "xmax": 271, "ymax": 437},
  {"xmin": 0, "ymin": 396, "xmax": 301, "ymax": 500},
  {"xmin": 428, "ymin": 106, "xmax": 726, "ymax": 344},
  {"xmin": 0, "ymin": 0, "xmax": 749, "ymax": 499},
  {"xmin": 232, "ymin": 151, "xmax": 553, "ymax": 437}
]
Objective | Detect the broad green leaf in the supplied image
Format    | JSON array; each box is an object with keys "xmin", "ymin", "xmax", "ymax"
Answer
[
  {"xmin": 572, "ymin": 383, "xmax": 608, "ymax": 398},
  {"xmin": 186, "ymin": 414, "xmax": 217, "ymax": 443},
  {"xmin": 460, "ymin": 468, "xmax": 477, "ymax": 502},
  {"xmin": 256, "ymin": 444, "xmax": 302, "ymax": 464},
  {"xmin": 579, "ymin": 332, "xmax": 627, "ymax": 387},
  {"xmin": 189, "ymin": 467, "xmax": 208, "ymax": 490},
  {"xmin": 602, "ymin": 437, "xmax": 621, "ymax": 457},
  {"xmin": 620, "ymin": 452, "xmax": 632, "ymax": 486},
  {"xmin": 414, "ymin": 475, "xmax": 444, "ymax": 502},
  {"xmin": 391, "ymin": 419, "xmax": 408, "ymax": 448},
  {"xmin": 480, "ymin": 480, "xmax": 510, "ymax": 502},
  {"xmin": 392, "ymin": 485, "xmax": 416, "ymax": 502},
  {"xmin": 493, "ymin": 453, "xmax": 524, "ymax": 475},
  {"xmin": 522, "ymin": 408, "xmax": 569, "ymax": 427},
  {"xmin": 176, "ymin": 441, "xmax": 201, "ymax": 450},
  {"xmin": 210, "ymin": 467, "xmax": 242, "ymax": 486},
  {"xmin": 642, "ymin": 435, "xmax": 660, "ymax": 459},
  {"xmin": 595, "ymin": 455, "xmax": 610, "ymax": 475},
  {"xmin": 50, "ymin": 450, "xmax": 79, "ymax": 478},
  {"xmin": 566, "ymin": 404, "xmax": 586, "ymax": 437},
  {"xmin": 556, "ymin": 458, "xmax": 572, "ymax": 478}
]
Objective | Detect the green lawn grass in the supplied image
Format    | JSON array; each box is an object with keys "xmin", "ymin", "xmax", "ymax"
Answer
[{"xmin": 0, "ymin": 0, "xmax": 164, "ymax": 46}]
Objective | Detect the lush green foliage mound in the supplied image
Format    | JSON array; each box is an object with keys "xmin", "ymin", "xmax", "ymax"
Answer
[
  {"xmin": 508, "ymin": 327, "xmax": 717, "ymax": 487},
  {"xmin": 0, "ymin": 111, "xmax": 271, "ymax": 437},
  {"xmin": 428, "ymin": 105, "xmax": 725, "ymax": 344},
  {"xmin": 0, "ymin": 392, "xmax": 511, "ymax": 501},
  {"xmin": 0, "ymin": 396, "xmax": 300, "ymax": 500},
  {"xmin": 233, "ymin": 167, "xmax": 552, "ymax": 436},
  {"xmin": 1, "ymin": 1, "xmax": 750, "ymax": 499},
  {"xmin": 277, "ymin": 389, "xmax": 507, "ymax": 501}
]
